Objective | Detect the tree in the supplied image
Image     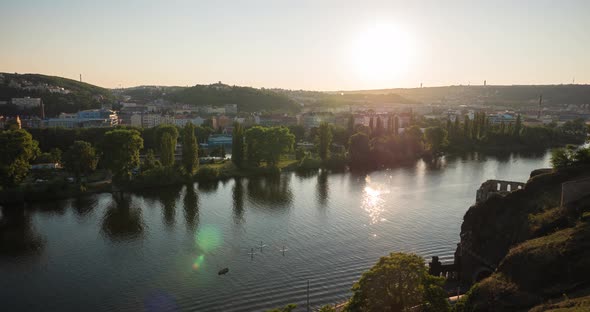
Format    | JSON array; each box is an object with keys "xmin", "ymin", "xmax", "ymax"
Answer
[
  {"xmin": 156, "ymin": 125, "xmax": 179, "ymax": 167},
  {"xmin": 318, "ymin": 305, "xmax": 336, "ymax": 312},
  {"xmin": 143, "ymin": 149, "xmax": 160, "ymax": 171},
  {"xmin": 463, "ymin": 115, "xmax": 470, "ymax": 139},
  {"xmin": 35, "ymin": 147, "xmax": 62, "ymax": 164},
  {"xmin": 348, "ymin": 132, "xmax": 370, "ymax": 169},
  {"xmin": 317, "ymin": 122, "xmax": 333, "ymax": 162},
  {"xmin": 63, "ymin": 141, "xmax": 98, "ymax": 182},
  {"xmin": 345, "ymin": 252, "xmax": 449, "ymax": 312},
  {"xmin": 287, "ymin": 124, "xmax": 305, "ymax": 143},
  {"xmin": 232, "ymin": 121, "xmax": 245, "ymax": 168},
  {"xmin": 245, "ymin": 126, "xmax": 265, "ymax": 166},
  {"xmin": 265, "ymin": 304, "xmax": 297, "ymax": 312},
  {"xmin": 245, "ymin": 126, "xmax": 295, "ymax": 166},
  {"xmin": 182, "ymin": 122, "xmax": 199, "ymax": 175},
  {"xmin": 0, "ymin": 129, "xmax": 40, "ymax": 188},
  {"xmin": 195, "ymin": 125, "xmax": 214, "ymax": 144},
  {"xmin": 375, "ymin": 117, "xmax": 384, "ymax": 137},
  {"xmin": 513, "ymin": 114, "xmax": 522, "ymax": 137},
  {"xmin": 261, "ymin": 127, "xmax": 295, "ymax": 166},
  {"xmin": 101, "ymin": 129, "xmax": 143, "ymax": 181},
  {"xmin": 404, "ymin": 125, "xmax": 424, "ymax": 156},
  {"xmin": 424, "ymin": 127, "xmax": 448, "ymax": 154},
  {"xmin": 347, "ymin": 114, "xmax": 355, "ymax": 136}
]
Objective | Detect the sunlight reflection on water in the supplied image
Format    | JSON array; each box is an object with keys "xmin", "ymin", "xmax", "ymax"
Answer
[{"xmin": 362, "ymin": 175, "xmax": 391, "ymax": 225}]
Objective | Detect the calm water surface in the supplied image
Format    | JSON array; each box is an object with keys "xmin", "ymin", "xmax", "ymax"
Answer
[{"xmin": 0, "ymin": 151, "xmax": 551, "ymax": 311}]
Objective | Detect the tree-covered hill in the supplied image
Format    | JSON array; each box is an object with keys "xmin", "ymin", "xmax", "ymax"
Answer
[
  {"xmin": 340, "ymin": 84, "xmax": 590, "ymax": 106},
  {"xmin": 275, "ymin": 89, "xmax": 419, "ymax": 108},
  {"xmin": 164, "ymin": 83, "xmax": 301, "ymax": 113},
  {"xmin": 0, "ymin": 73, "xmax": 115, "ymax": 117}
]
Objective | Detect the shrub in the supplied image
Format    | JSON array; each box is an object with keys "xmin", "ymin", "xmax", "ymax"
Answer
[{"xmin": 195, "ymin": 166, "xmax": 220, "ymax": 182}]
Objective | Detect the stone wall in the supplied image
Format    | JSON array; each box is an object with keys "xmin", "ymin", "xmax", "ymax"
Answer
[
  {"xmin": 561, "ymin": 177, "xmax": 590, "ymax": 206},
  {"xmin": 476, "ymin": 179, "xmax": 525, "ymax": 203}
]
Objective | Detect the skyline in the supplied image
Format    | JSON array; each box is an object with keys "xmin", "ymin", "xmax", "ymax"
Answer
[{"xmin": 1, "ymin": 0, "xmax": 589, "ymax": 90}]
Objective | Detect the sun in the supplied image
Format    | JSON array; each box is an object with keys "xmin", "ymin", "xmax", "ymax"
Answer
[{"xmin": 350, "ymin": 23, "xmax": 415, "ymax": 85}]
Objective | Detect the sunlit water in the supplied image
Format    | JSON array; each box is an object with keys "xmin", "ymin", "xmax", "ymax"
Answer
[{"xmin": 0, "ymin": 151, "xmax": 551, "ymax": 311}]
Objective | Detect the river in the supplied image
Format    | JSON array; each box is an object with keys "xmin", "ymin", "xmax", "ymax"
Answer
[{"xmin": 0, "ymin": 150, "xmax": 552, "ymax": 311}]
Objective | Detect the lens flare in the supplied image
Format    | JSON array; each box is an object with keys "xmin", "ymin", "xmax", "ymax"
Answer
[
  {"xmin": 192, "ymin": 254, "xmax": 205, "ymax": 271},
  {"xmin": 195, "ymin": 225, "xmax": 222, "ymax": 252}
]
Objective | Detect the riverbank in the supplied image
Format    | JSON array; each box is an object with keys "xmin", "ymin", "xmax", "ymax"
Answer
[
  {"xmin": 0, "ymin": 145, "xmax": 562, "ymax": 206},
  {"xmin": 0, "ymin": 159, "xmax": 308, "ymax": 205}
]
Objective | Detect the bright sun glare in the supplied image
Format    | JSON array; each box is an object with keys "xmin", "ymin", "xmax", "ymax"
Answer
[{"xmin": 350, "ymin": 23, "xmax": 415, "ymax": 84}]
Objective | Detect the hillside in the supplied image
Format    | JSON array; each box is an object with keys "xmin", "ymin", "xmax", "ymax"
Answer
[
  {"xmin": 165, "ymin": 83, "xmax": 301, "ymax": 113},
  {"xmin": 456, "ymin": 166, "xmax": 590, "ymax": 312},
  {"xmin": 274, "ymin": 89, "xmax": 418, "ymax": 108},
  {"xmin": 340, "ymin": 85, "xmax": 590, "ymax": 106},
  {"xmin": 0, "ymin": 73, "xmax": 114, "ymax": 117},
  {"xmin": 118, "ymin": 83, "xmax": 302, "ymax": 113}
]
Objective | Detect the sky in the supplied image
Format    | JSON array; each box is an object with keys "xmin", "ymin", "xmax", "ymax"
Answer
[{"xmin": 1, "ymin": 0, "xmax": 589, "ymax": 90}]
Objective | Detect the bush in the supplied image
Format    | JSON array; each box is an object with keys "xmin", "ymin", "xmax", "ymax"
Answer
[
  {"xmin": 130, "ymin": 166, "xmax": 184, "ymax": 189},
  {"xmin": 295, "ymin": 147, "xmax": 307, "ymax": 160},
  {"xmin": 324, "ymin": 154, "xmax": 347, "ymax": 171},
  {"xmin": 297, "ymin": 157, "xmax": 322, "ymax": 171},
  {"xmin": 195, "ymin": 166, "xmax": 220, "ymax": 182}
]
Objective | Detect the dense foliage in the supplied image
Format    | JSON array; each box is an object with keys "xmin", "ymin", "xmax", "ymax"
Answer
[
  {"xmin": 0, "ymin": 129, "xmax": 40, "ymax": 188},
  {"xmin": 345, "ymin": 252, "xmax": 449, "ymax": 312},
  {"xmin": 155, "ymin": 125, "xmax": 179, "ymax": 167},
  {"xmin": 317, "ymin": 122, "xmax": 333, "ymax": 161},
  {"xmin": 232, "ymin": 121, "xmax": 245, "ymax": 168},
  {"xmin": 551, "ymin": 144, "xmax": 590, "ymax": 169},
  {"xmin": 100, "ymin": 129, "xmax": 143, "ymax": 181},
  {"xmin": 245, "ymin": 126, "xmax": 295, "ymax": 166},
  {"xmin": 346, "ymin": 113, "xmax": 587, "ymax": 170},
  {"xmin": 63, "ymin": 140, "xmax": 98, "ymax": 181},
  {"xmin": 181, "ymin": 122, "xmax": 199, "ymax": 175}
]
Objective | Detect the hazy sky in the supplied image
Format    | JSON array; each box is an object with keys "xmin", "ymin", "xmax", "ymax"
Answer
[{"xmin": 1, "ymin": 0, "xmax": 589, "ymax": 90}]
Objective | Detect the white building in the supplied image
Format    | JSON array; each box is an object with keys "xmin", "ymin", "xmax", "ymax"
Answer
[
  {"xmin": 130, "ymin": 113, "xmax": 143, "ymax": 127},
  {"xmin": 174, "ymin": 116, "xmax": 204, "ymax": 127},
  {"xmin": 11, "ymin": 97, "xmax": 42, "ymax": 109},
  {"xmin": 224, "ymin": 104, "xmax": 238, "ymax": 115}
]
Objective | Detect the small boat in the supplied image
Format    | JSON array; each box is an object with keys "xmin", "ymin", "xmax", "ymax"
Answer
[{"xmin": 218, "ymin": 268, "xmax": 229, "ymax": 275}]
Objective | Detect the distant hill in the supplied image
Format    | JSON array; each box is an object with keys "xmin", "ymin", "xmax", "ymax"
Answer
[
  {"xmin": 339, "ymin": 85, "xmax": 590, "ymax": 106},
  {"xmin": 165, "ymin": 83, "xmax": 301, "ymax": 113},
  {"xmin": 0, "ymin": 73, "xmax": 114, "ymax": 117},
  {"xmin": 119, "ymin": 83, "xmax": 302, "ymax": 113},
  {"xmin": 275, "ymin": 89, "xmax": 418, "ymax": 108}
]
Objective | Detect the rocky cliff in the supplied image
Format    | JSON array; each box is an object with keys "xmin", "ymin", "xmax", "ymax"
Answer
[{"xmin": 455, "ymin": 166, "xmax": 590, "ymax": 311}]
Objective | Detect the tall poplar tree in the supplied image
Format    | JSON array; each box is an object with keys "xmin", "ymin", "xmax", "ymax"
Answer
[
  {"xmin": 232, "ymin": 121, "xmax": 245, "ymax": 168},
  {"xmin": 182, "ymin": 122, "xmax": 199, "ymax": 175}
]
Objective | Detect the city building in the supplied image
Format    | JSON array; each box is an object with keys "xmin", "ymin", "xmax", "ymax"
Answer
[
  {"xmin": 487, "ymin": 113, "xmax": 516, "ymax": 125},
  {"xmin": 174, "ymin": 116, "xmax": 205, "ymax": 127},
  {"xmin": 207, "ymin": 134, "xmax": 232, "ymax": 148},
  {"xmin": 224, "ymin": 104, "xmax": 238, "ymax": 115},
  {"xmin": 301, "ymin": 112, "xmax": 335, "ymax": 129},
  {"xmin": 45, "ymin": 109, "xmax": 119, "ymax": 128}
]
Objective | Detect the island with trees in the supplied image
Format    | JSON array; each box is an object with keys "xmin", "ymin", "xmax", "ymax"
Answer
[{"xmin": 0, "ymin": 110, "xmax": 587, "ymax": 205}]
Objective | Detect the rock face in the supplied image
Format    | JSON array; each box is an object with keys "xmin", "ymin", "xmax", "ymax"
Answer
[
  {"xmin": 475, "ymin": 180, "xmax": 525, "ymax": 204},
  {"xmin": 455, "ymin": 166, "xmax": 590, "ymax": 311}
]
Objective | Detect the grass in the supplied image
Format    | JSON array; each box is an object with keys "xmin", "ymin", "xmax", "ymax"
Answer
[
  {"xmin": 507, "ymin": 224, "xmax": 575, "ymax": 257},
  {"xmin": 528, "ymin": 206, "xmax": 570, "ymax": 237},
  {"xmin": 529, "ymin": 294, "xmax": 590, "ymax": 312}
]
